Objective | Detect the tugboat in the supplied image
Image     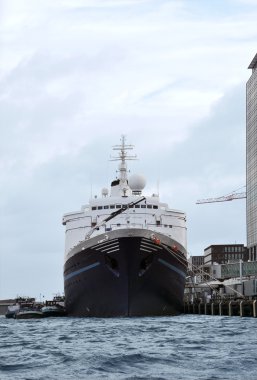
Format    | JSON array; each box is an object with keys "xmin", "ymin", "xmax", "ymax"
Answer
[
  {"xmin": 41, "ymin": 295, "xmax": 66, "ymax": 317},
  {"xmin": 14, "ymin": 298, "xmax": 44, "ymax": 319},
  {"xmin": 63, "ymin": 136, "xmax": 188, "ymax": 317},
  {"xmin": 15, "ymin": 308, "xmax": 44, "ymax": 319}
]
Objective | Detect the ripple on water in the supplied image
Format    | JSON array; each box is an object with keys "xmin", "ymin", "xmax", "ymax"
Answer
[{"xmin": 0, "ymin": 315, "xmax": 257, "ymax": 380}]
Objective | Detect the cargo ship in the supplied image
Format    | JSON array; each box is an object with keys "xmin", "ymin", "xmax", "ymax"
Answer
[{"xmin": 63, "ymin": 136, "xmax": 187, "ymax": 316}]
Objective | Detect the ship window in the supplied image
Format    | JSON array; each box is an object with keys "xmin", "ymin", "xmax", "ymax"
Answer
[
  {"xmin": 110, "ymin": 205, "xmax": 115, "ymax": 209},
  {"xmin": 156, "ymin": 220, "xmax": 160, "ymax": 226},
  {"xmin": 153, "ymin": 205, "xmax": 158, "ymax": 209},
  {"xmin": 164, "ymin": 224, "xmax": 167, "ymax": 227},
  {"xmin": 135, "ymin": 205, "xmax": 140, "ymax": 208},
  {"xmin": 92, "ymin": 207, "xmax": 97, "ymax": 210},
  {"xmin": 104, "ymin": 206, "xmax": 109, "ymax": 209},
  {"xmin": 141, "ymin": 205, "xmax": 146, "ymax": 208},
  {"xmin": 147, "ymin": 205, "xmax": 152, "ymax": 209},
  {"xmin": 169, "ymin": 225, "xmax": 173, "ymax": 228},
  {"xmin": 97, "ymin": 206, "xmax": 103, "ymax": 210},
  {"xmin": 129, "ymin": 205, "xmax": 134, "ymax": 208},
  {"xmin": 116, "ymin": 205, "xmax": 121, "ymax": 209}
]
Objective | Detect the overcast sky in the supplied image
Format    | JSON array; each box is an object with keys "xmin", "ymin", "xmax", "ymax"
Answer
[{"xmin": 1, "ymin": 0, "xmax": 257, "ymax": 300}]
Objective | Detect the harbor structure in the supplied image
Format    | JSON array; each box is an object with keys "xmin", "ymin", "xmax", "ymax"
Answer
[
  {"xmin": 247, "ymin": 52, "xmax": 257, "ymax": 261},
  {"xmin": 188, "ymin": 255, "xmax": 204, "ymax": 268},
  {"xmin": 204, "ymin": 244, "xmax": 248, "ymax": 266}
]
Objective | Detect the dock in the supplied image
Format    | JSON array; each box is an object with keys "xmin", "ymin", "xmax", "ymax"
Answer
[{"xmin": 184, "ymin": 299, "xmax": 257, "ymax": 317}]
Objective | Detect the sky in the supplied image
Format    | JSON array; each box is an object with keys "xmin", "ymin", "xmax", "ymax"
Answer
[{"xmin": 0, "ymin": 0, "xmax": 257, "ymax": 300}]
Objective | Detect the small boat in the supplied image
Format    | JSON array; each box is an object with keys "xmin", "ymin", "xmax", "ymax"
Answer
[
  {"xmin": 41, "ymin": 295, "xmax": 66, "ymax": 317},
  {"xmin": 15, "ymin": 308, "xmax": 44, "ymax": 319},
  {"xmin": 41, "ymin": 305, "xmax": 66, "ymax": 317},
  {"xmin": 5, "ymin": 305, "xmax": 20, "ymax": 319},
  {"xmin": 5, "ymin": 297, "xmax": 36, "ymax": 319}
]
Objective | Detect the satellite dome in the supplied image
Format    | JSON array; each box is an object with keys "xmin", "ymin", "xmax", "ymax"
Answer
[
  {"xmin": 102, "ymin": 187, "xmax": 108, "ymax": 197},
  {"xmin": 128, "ymin": 174, "xmax": 146, "ymax": 193}
]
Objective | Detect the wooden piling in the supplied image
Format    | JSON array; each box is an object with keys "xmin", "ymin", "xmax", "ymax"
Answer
[{"xmin": 253, "ymin": 300, "xmax": 257, "ymax": 318}]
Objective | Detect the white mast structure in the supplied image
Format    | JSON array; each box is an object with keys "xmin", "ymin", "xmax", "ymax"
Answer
[{"xmin": 110, "ymin": 135, "xmax": 137, "ymax": 197}]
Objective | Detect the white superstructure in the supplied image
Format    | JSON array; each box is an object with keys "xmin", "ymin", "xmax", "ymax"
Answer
[{"xmin": 62, "ymin": 136, "xmax": 187, "ymax": 259}]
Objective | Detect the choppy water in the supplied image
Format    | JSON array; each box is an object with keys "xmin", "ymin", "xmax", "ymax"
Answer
[{"xmin": 0, "ymin": 314, "xmax": 257, "ymax": 380}]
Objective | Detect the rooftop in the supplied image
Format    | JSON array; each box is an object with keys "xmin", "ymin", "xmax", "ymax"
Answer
[{"xmin": 248, "ymin": 52, "xmax": 257, "ymax": 69}]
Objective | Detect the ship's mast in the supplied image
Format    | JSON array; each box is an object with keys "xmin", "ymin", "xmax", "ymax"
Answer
[{"xmin": 110, "ymin": 135, "xmax": 137, "ymax": 190}]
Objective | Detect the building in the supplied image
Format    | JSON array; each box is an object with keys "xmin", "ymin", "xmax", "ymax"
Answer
[
  {"xmin": 204, "ymin": 244, "xmax": 248, "ymax": 266},
  {"xmin": 188, "ymin": 255, "xmax": 204, "ymax": 269},
  {"xmin": 247, "ymin": 53, "xmax": 257, "ymax": 261},
  {"xmin": 188, "ymin": 255, "xmax": 208, "ymax": 283}
]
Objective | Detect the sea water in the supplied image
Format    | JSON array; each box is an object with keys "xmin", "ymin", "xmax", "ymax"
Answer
[{"xmin": 0, "ymin": 314, "xmax": 256, "ymax": 380}]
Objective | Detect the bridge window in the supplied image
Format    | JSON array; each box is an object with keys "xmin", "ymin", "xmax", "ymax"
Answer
[
  {"xmin": 135, "ymin": 205, "xmax": 140, "ymax": 208},
  {"xmin": 141, "ymin": 205, "xmax": 146, "ymax": 208},
  {"xmin": 116, "ymin": 205, "xmax": 122, "ymax": 209},
  {"xmin": 97, "ymin": 206, "xmax": 103, "ymax": 210},
  {"xmin": 147, "ymin": 205, "xmax": 152, "ymax": 209},
  {"xmin": 92, "ymin": 206, "xmax": 97, "ymax": 210},
  {"xmin": 110, "ymin": 205, "xmax": 115, "ymax": 209},
  {"xmin": 153, "ymin": 205, "xmax": 158, "ymax": 209},
  {"xmin": 104, "ymin": 206, "xmax": 109, "ymax": 209}
]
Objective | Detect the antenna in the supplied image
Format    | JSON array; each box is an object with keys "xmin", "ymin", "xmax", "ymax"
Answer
[
  {"xmin": 109, "ymin": 135, "xmax": 138, "ymax": 183},
  {"xmin": 110, "ymin": 135, "xmax": 137, "ymax": 162}
]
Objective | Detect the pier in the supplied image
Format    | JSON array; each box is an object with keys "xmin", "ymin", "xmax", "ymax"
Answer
[{"xmin": 184, "ymin": 299, "xmax": 257, "ymax": 318}]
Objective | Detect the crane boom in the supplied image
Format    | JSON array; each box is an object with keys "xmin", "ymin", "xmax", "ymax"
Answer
[{"xmin": 196, "ymin": 192, "xmax": 246, "ymax": 204}]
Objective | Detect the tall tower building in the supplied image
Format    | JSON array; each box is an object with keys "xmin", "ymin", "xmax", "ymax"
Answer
[{"xmin": 246, "ymin": 52, "xmax": 257, "ymax": 261}]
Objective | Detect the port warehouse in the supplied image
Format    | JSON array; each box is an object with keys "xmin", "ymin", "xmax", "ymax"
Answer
[
  {"xmin": 185, "ymin": 244, "xmax": 257, "ymax": 317},
  {"xmin": 187, "ymin": 245, "xmax": 256, "ymax": 291}
]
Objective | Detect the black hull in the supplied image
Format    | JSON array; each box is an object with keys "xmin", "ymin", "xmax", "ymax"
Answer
[{"xmin": 64, "ymin": 229, "xmax": 187, "ymax": 317}]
